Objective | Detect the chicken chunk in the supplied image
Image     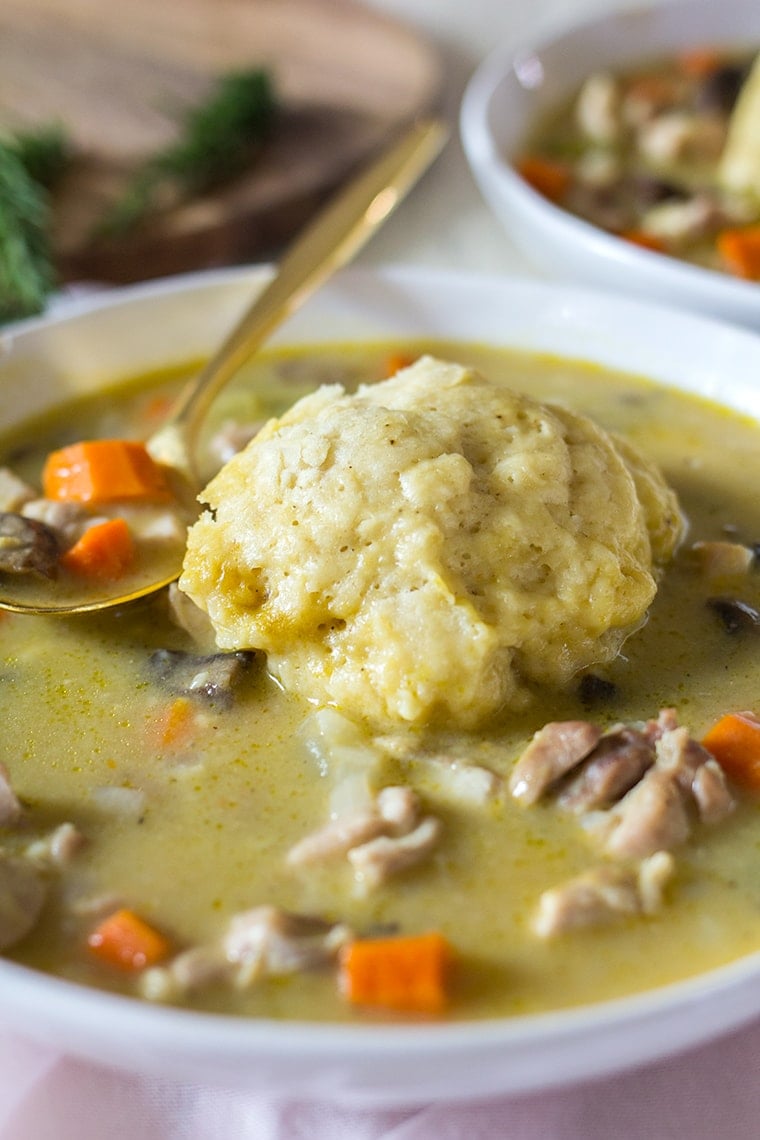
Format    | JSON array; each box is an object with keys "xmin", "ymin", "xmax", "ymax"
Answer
[
  {"xmin": 604, "ymin": 768, "xmax": 690, "ymax": 859},
  {"xmin": 509, "ymin": 721, "xmax": 602, "ymax": 805},
  {"xmin": 533, "ymin": 852, "xmax": 675, "ymax": 938}
]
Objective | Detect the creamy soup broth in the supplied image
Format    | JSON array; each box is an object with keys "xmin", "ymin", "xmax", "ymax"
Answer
[
  {"xmin": 1, "ymin": 340, "xmax": 760, "ymax": 1021},
  {"xmin": 517, "ymin": 49, "xmax": 760, "ymax": 276}
]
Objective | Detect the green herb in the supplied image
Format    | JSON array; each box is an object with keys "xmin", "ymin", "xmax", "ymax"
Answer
[
  {"xmin": 7, "ymin": 123, "xmax": 70, "ymax": 190},
  {"xmin": 100, "ymin": 68, "xmax": 277, "ymax": 236},
  {"xmin": 0, "ymin": 138, "xmax": 57, "ymax": 323}
]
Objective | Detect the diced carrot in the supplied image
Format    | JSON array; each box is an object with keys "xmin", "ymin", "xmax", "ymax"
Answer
[
  {"xmin": 339, "ymin": 932, "xmax": 453, "ymax": 1014},
  {"xmin": 619, "ymin": 229, "xmax": 667, "ymax": 254},
  {"xmin": 515, "ymin": 155, "xmax": 571, "ymax": 203},
  {"xmin": 60, "ymin": 518, "xmax": 135, "ymax": 580},
  {"xmin": 717, "ymin": 225, "xmax": 760, "ymax": 281},
  {"xmin": 383, "ymin": 352, "xmax": 417, "ymax": 377},
  {"xmin": 87, "ymin": 907, "xmax": 171, "ymax": 972},
  {"xmin": 42, "ymin": 439, "xmax": 171, "ymax": 504},
  {"xmin": 151, "ymin": 696, "xmax": 197, "ymax": 749},
  {"xmin": 677, "ymin": 47, "xmax": 724, "ymax": 79},
  {"xmin": 624, "ymin": 74, "xmax": 678, "ymax": 106},
  {"xmin": 703, "ymin": 712, "xmax": 760, "ymax": 792}
]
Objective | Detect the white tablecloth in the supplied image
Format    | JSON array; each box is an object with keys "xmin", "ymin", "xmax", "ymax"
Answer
[
  {"xmin": 3, "ymin": 1017, "xmax": 760, "ymax": 1138},
  {"xmin": 6, "ymin": 0, "xmax": 759, "ymax": 1135}
]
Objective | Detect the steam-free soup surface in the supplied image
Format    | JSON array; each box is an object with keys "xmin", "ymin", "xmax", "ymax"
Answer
[{"xmin": 1, "ymin": 339, "xmax": 760, "ymax": 1021}]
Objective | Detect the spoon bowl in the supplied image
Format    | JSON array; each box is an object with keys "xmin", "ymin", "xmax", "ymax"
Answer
[{"xmin": 0, "ymin": 118, "xmax": 447, "ymax": 616}]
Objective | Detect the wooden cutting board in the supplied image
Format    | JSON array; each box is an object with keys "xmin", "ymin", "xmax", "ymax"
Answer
[{"xmin": 0, "ymin": 0, "xmax": 442, "ymax": 283}]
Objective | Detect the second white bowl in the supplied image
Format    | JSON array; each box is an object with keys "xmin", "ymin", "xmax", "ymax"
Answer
[{"xmin": 460, "ymin": 0, "xmax": 760, "ymax": 328}]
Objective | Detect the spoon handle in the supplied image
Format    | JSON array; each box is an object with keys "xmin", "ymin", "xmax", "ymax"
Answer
[{"xmin": 148, "ymin": 117, "xmax": 448, "ymax": 474}]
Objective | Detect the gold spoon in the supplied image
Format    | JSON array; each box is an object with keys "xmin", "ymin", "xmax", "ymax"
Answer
[{"xmin": 0, "ymin": 118, "xmax": 447, "ymax": 617}]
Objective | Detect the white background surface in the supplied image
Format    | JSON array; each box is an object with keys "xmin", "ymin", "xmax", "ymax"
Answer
[{"xmin": 363, "ymin": 0, "xmax": 630, "ymax": 275}]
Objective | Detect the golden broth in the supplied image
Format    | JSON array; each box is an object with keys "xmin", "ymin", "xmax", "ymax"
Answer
[{"xmin": 1, "ymin": 339, "xmax": 760, "ymax": 1021}]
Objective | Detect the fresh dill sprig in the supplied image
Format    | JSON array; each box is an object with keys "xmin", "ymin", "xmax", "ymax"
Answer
[
  {"xmin": 7, "ymin": 123, "xmax": 70, "ymax": 190},
  {"xmin": 0, "ymin": 137, "xmax": 58, "ymax": 323},
  {"xmin": 99, "ymin": 68, "xmax": 277, "ymax": 237}
]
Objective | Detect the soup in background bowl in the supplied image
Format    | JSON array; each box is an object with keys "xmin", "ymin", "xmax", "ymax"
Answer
[
  {"xmin": 460, "ymin": 0, "xmax": 760, "ymax": 328},
  {"xmin": 1, "ymin": 265, "xmax": 760, "ymax": 1102}
]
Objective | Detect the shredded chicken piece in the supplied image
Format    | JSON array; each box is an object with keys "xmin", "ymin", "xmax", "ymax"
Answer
[
  {"xmin": 643, "ymin": 707, "xmax": 679, "ymax": 743},
  {"xmin": 26, "ymin": 822, "xmax": 85, "ymax": 867},
  {"xmin": 166, "ymin": 583, "xmax": 218, "ymax": 650},
  {"xmin": 376, "ymin": 785, "xmax": 419, "ymax": 831},
  {"xmin": 656, "ymin": 727, "xmax": 736, "ymax": 823},
  {"xmin": 347, "ymin": 815, "xmax": 442, "ymax": 891},
  {"xmin": 692, "ymin": 759, "xmax": 736, "ymax": 825},
  {"xmin": 422, "ymin": 756, "xmax": 503, "ymax": 807},
  {"xmin": 286, "ymin": 808, "xmax": 389, "ymax": 867},
  {"xmin": 287, "ymin": 784, "xmax": 430, "ymax": 878},
  {"xmin": 223, "ymin": 906, "xmax": 352, "ymax": 987},
  {"xmin": 533, "ymin": 866, "xmax": 640, "ymax": 938},
  {"xmin": 125, "ymin": 506, "xmax": 186, "ymax": 544},
  {"xmin": 576, "ymin": 72, "xmax": 621, "ymax": 144},
  {"xmin": 637, "ymin": 850, "xmax": 676, "ymax": 913},
  {"xmin": 558, "ymin": 726, "xmax": 655, "ymax": 814},
  {"xmin": 20, "ymin": 499, "xmax": 95, "ymax": 547},
  {"xmin": 509, "ymin": 721, "xmax": 602, "ymax": 805},
  {"xmin": 637, "ymin": 111, "xmax": 726, "ymax": 164},
  {"xmin": 141, "ymin": 908, "xmax": 353, "ymax": 1002},
  {"xmin": 656, "ymin": 726, "xmax": 715, "ymax": 793},
  {"xmin": 641, "ymin": 193, "xmax": 717, "ymax": 244},
  {"xmin": 141, "ymin": 944, "xmax": 228, "ymax": 1002},
  {"xmin": 576, "ymin": 149, "xmax": 622, "ymax": 189},
  {"xmin": 533, "ymin": 852, "xmax": 675, "ymax": 938},
  {"xmin": 604, "ymin": 767, "xmax": 690, "ymax": 859},
  {"xmin": 0, "ymin": 468, "xmax": 35, "ymax": 513}
]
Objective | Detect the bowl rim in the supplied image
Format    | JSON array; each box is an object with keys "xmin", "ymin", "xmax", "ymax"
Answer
[
  {"xmin": 459, "ymin": 0, "xmax": 760, "ymax": 317},
  {"xmin": 5, "ymin": 262, "xmax": 760, "ymax": 1100}
]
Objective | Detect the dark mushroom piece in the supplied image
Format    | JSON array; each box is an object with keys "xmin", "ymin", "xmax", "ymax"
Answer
[
  {"xmin": 578, "ymin": 672, "xmax": 618, "ymax": 706},
  {"xmin": 695, "ymin": 61, "xmax": 752, "ymax": 116},
  {"xmin": 147, "ymin": 647, "xmax": 258, "ymax": 707},
  {"xmin": 0, "ymin": 511, "xmax": 60, "ymax": 579},
  {"xmin": 706, "ymin": 595, "xmax": 760, "ymax": 634},
  {"xmin": 630, "ymin": 175, "xmax": 685, "ymax": 211}
]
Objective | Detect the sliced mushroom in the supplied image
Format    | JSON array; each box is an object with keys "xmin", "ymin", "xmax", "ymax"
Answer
[
  {"xmin": 707, "ymin": 595, "xmax": 760, "ymax": 634},
  {"xmin": 696, "ymin": 62, "xmax": 751, "ymax": 115},
  {"xmin": 147, "ymin": 648, "xmax": 257, "ymax": 707},
  {"xmin": 0, "ymin": 511, "xmax": 60, "ymax": 578}
]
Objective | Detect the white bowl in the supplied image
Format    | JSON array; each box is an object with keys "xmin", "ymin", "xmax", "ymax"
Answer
[
  {"xmin": 4, "ymin": 265, "xmax": 760, "ymax": 1104},
  {"xmin": 460, "ymin": 0, "xmax": 760, "ymax": 329}
]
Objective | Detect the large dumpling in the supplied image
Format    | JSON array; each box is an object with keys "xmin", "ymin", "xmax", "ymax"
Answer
[{"xmin": 179, "ymin": 356, "xmax": 683, "ymax": 728}]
